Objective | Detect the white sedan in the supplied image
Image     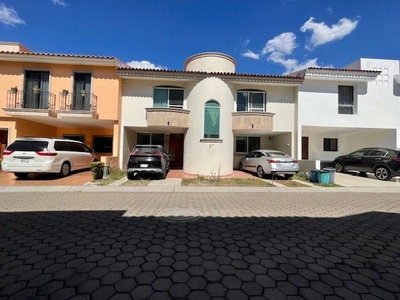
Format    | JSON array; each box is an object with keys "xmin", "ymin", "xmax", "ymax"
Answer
[{"xmin": 239, "ymin": 149, "xmax": 299, "ymax": 179}]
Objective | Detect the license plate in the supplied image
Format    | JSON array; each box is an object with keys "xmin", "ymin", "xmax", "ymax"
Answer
[
  {"xmin": 20, "ymin": 159, "xmax": 30, "ymax": 163},
  {"xmin": 140, "ymin": 164, "xmax": 148, "ymax": 168}
]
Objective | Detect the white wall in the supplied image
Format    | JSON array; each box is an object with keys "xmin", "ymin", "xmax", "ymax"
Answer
[{"xmin": 184, "ymin": 77, "xmax": 234, "ymax": 176}]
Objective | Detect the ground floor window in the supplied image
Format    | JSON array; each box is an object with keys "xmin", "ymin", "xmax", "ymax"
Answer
[
  {"xmin": 63, "ymin": 135, "xmax": 85, "ymax": 143},
  {"xmin": 323, "ymin": 138, "xmax": 338, "ymax": 151},
  {"xmin": 93, "ymin": 136, "xmax": 113, "ymax": 153},
  {"xmin": 137, "ymin": 133, "xmax": 165, "ymax": 146},
  {"xmin": 235, "ymin": 136, "xmax": 260, "ymax": 153}
]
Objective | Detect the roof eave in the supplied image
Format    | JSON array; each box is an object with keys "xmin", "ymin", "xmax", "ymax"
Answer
[{"xmin": 0, "ymin": 52, "xmax": 119, "ymax": 67}]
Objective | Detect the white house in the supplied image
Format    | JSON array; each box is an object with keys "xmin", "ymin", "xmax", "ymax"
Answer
[
  {"xmin": 116, "ymin": 53, "xmax": 400, "ymax": 175},
  {"xmin": 296, "ymin": 58, "xmax": 399, "ymax": 164},
  {"xmin": 117, "ymin": 52, "xmax": 303, "ymax": 176}
]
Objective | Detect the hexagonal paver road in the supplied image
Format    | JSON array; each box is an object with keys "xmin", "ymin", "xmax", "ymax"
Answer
[{"xmin": 0, "ymin": 191, "xmax": 400, "ymax": 299}]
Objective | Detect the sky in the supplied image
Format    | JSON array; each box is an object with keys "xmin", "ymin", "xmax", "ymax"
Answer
[{"xmin": 0, "ymin": 0, "xmax": 399, "ymax": 75}]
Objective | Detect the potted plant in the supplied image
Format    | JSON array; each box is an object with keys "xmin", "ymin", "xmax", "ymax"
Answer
[
  {"xmin": 81, "ymin": 90, "xmax": 86, "ymax": 97},
  {"xmin": 90, "ymin": 161, "xmax": 104, "ymax": 180},
  {"xmin": 10, "ymin": 86, "xmax": 18, "ymax": 94},
  {"xmin": 62, "ymin": 89, "xmax": 69, "ymax": 96},
  {"xmin": 33, "ymin": 86, "xmax": 41, "ymax": 94}
]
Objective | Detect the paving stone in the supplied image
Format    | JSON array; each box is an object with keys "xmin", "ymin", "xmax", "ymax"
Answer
[
  {"xmin": 205, "ymin": 283, "xmax": 227, "ymax": 298},
  {"xmin": 169, "ymin": 283, "xmax": 190, "ymax": 298},
  {"xmin": 101, "ymin": 272, "xmax": 123, "ymax": 285}
]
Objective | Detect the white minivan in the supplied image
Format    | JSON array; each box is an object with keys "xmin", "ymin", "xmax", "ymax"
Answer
[{"xmin": 1, "ymin": 137, "xmax": 97, "ymax": 178}]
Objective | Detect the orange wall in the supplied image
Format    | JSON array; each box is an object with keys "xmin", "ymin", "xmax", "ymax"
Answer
[
  {"xmin": 15, "ymin": 119, "xmax": 57, "ymax": 138},
  {"xmin": 0, "ymin": 61, "xmax": 120, "ymax": 120}
]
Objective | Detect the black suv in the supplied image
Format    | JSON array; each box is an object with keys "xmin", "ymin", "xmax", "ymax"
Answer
[
  {"xmin": 332, "ymin": 147, "xmax": 400, "ymax": 181},
  {"xmin": 127, "ymin": 145, "xmax": 170, "ymax": 180}
]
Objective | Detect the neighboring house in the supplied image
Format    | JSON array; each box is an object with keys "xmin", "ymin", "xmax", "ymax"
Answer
[
  {"xmin": 295, "ymin": 59, "xmax": 400, "ymax": 165},
  {"xmin": 0, "ymin": 42, "xmax": 123, "ymax": 166},
  {"xmin": 117, "ymin": 52, "xmax": 304, "ymax": 176}
]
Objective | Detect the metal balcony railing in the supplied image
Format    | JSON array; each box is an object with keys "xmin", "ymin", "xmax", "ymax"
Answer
[
  {"xmin": 6, "ymin": 90, "xmax": 56, "ymax": 110},
  {"xmin": 58, "ymin": 92, "xmax": 97, "ymax": 112}
]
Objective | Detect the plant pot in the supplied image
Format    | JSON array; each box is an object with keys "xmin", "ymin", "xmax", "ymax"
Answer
[{"xmin": 11, "ymin": 87, "xmax": 18, "ymax": 94}]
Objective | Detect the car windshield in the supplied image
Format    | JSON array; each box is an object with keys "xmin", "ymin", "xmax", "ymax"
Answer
[
  {"xmin": 133, "ymin": 146, "xmax": 161, "ymax": 154},
  {"xmin": 7, "ymin": 141, "xmax": 48, "ymax": 152},
  {"xmin": 265, "ymin": 151, "xmax": 289, "ymax": 157}
]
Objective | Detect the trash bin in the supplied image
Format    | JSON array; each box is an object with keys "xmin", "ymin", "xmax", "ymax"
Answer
[
  {"xmin": 317, "ymin": 170, "xmax": 330, "ymax": 184},
  {"xmin": 310, "ymin": 169, "xmax": 318, "ymax": 183},
  {"xmin": 323, "ymin": 167, "xmax": 336, "ymax": 184},
  {"xmin": 103, "ymin": 165, "xmax": 110, "ymax": 179}
]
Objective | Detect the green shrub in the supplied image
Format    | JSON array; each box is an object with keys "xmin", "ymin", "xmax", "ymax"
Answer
[{"xmin": 90, "ymin": 162, "xmax": 104, "ymax": 180}]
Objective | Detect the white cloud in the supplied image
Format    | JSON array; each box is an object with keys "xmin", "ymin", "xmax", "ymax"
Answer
[
  {"xmin": 300, "ymin": 17, "xmax": 359, "ymax": 49},
  {"xmin": 261, "ymin": 32, "xmax": 297, "ymax": 57},
  {"xmin": 241, "ymin": 50, "xmax": 260, "ymax": 60},
  {"xmin": 126, "ymin": 60, "xmax": 167, "ymax": 70},
  {"xmin": 241, "ymin": 32, "xmax": 322, "ymax": 73},
  {"xmin": 326, "ymin": 6, "xmax": 333, "ymax": 14},
  {"xmin": 0, "ymin": 3, "xmax": 26, "ymax": 26},
  {"xmin": 52, "ymin": 0, "xmax": 69, "ymax": 7}
]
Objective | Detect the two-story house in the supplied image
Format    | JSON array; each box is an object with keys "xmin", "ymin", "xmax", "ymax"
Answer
[
  {"xmin": 117, "ymin": 52, "xmax": 304, "ymax": 176},
  {"xmin": 0, "ymin": 42, "xmax": 123, "ymax": 167},
  {"xmin": 295, "ymin": 59, "xmax": 399, "ymax": 166}
]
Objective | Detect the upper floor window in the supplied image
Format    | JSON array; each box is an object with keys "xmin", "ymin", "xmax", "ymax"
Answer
[
  {"xmin": 24, "ymin": 70, "xmax": 50, "ymax": 109},
  {"xmin": 338, "ymin": 86, "xmax": 354, "ymax": 114},
  {"xmin": 74, "ymin": 73, "xmax": 92, "ymax": 110},
  {"xmin": 237, "ymin": 90, "xmax": 266, "ymax": 112},
  {"xmin": 204, "ymin": 100, "xmax": 220, "ymax": 138},
  {"xmin": 154, "ymin": 86, "xmax": 184, "ymax": 108}
]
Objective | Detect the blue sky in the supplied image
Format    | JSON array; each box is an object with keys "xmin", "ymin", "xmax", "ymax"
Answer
[{"xmin": 0, "ymin": 0, "xmax": 399, "ymax": 75}]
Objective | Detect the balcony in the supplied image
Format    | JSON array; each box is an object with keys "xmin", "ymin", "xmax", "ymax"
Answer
[
  {"xmin": 146, "ymin": 107, "xmax": 190, "ymax": 129},
  {"xmin": 3, "ymin": 89, "xmax": 57, "ymax": 117},
  {"xmin": 57, "ymin": 91, "xmax": 98, "ymax": 119},
  {"xmin": 232, "ymin": 111, "xmax": 275, "ymax": 131}
]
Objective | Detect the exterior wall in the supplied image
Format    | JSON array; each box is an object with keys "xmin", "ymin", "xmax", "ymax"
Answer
[
  {"xmin": 184, "ymin": 52, "xmax": 236, "ymax": 73},
  {"xmin": 184, "ymin": 77, "xmax": 234, "ymax": 176}
]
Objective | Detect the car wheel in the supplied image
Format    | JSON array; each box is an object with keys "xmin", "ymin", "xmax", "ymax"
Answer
[
  {"xmin": 334, "ymin": 162, "xmax": 344, "ymax": 173},
  {"xmin": 239, "ymin": 162, "xmax": 244, "ymax": 171},
  {"xmin": 284, "ymin": 174, "xmax": 293, "ymax": 179},
  {"xmin": 374, "ymin": 166, "xmax": 391, "ymax": 181},
  {"xmin": 127, "ymin": 173, "xmax": 135, "ymax": 180},
  {"xmin": 257, "ymin": 166, "xmax": 265, "ymax": 178},
  {"xmin": 14, "ymin": 173, "xmax": 28, "ymax": 179},
  {"xmin": 60, "ymin": 162, "xmax": 71, "ymax": 177}
]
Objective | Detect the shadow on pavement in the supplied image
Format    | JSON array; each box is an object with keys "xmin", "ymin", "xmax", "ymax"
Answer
[{"xmin": 0, "ymin": 211, "xmax": 399, "ymax": 299}]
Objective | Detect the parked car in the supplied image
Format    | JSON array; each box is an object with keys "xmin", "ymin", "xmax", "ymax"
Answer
[
  {"xmin": 332, "ymin": 147, "xmax": 400, "ymax": 181},
  {"xmin": 127, "ymin": 145, "xmax": 170, "ymax": 180},
  {"xmin": 239, "ymin": 149, "xmax": 299, "ymax": 179},
  {"xmin": 1, "ymin": 137, "xmax": 97, "ymax": 178}
]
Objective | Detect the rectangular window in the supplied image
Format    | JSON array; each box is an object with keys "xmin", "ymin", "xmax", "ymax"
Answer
[
  {"xmin": 63, "ymin": 135, "xmax": 85, "ymax": 143},
  {"xmin": 73, "ymin": 73, "xmax": 92, "ymax": 110},
  {"xmin": 323, "ymin": 138, "xmax": 338, "ymax": 151},
  {"xmin": 24, "ymin": 70, "xmax": 50, "ymax": 109},
  {"xmin": 137, "ymin": 133, "xmax": 165, "ymax": 146},
  {"xmin": 154, "ymin": 87, "xmax": 184, "ymax": 108},
  {"xmin": 93, "ymin": 136, "xmax": 113, "ymax": 153},
  {"xmin": 338, "ymin": 86, "xmax": 354, "ymax": 114},
  {"xmin": 235, "ymin": 136, "xmax": 260, "ymax": 153},
  {"xmin": 236, "ymin": 91, "xmax": 266, "ymax": 112}
]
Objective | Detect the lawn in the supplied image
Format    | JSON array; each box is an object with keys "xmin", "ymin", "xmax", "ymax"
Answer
[{"xmin": 182, "ymin": 177, "xmax": 274, "ymax": 187}]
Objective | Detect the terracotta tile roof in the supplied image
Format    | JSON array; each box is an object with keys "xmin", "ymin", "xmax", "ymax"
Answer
[
  {"xmin": 308, "ymin": 67, "xmax": 382, "ymax": 73},
  {"xmin": 0, "ymin": 50, "xmax": 117, "ymax": 60},
  {"xmin": 116, "ymin": 67, "xmax": 304, "ymax": 80}
]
